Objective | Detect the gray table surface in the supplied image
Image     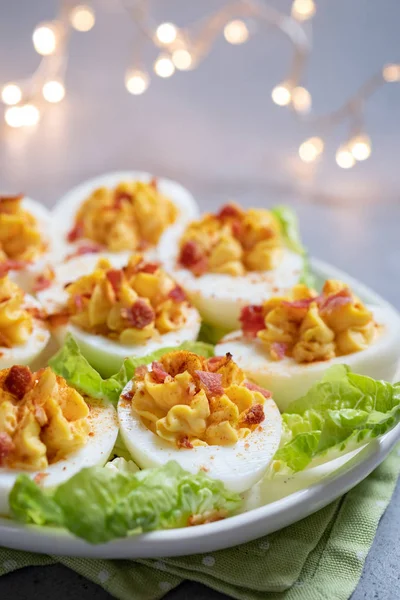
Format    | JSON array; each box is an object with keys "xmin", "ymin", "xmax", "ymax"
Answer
[{"xmin": 0, "ymin": 1, "xmax": 400, "ymax": 598}]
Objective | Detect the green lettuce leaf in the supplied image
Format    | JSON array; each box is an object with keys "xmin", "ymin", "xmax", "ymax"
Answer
[
  {"xmin": 9, "ymin": 461, "xmax": 241, "ymax": 544},
  {"xmin": 49, "ymin": 334, "xmax": 214, "ymax": 404},
  {"xmin": 272, "ymin": 365, "xmax": 400, "ymax": 473},
  {"xmin": 198, "ymin": 322, "xmax": 231, "ymax": 343},
  {"xmin": 271, "ymin": 205, "xmax": 305, "ymax": 255}
]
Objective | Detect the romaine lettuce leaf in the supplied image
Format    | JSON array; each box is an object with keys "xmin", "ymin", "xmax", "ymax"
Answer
[
  {"xmin": 9, "ymin": 461, "xmax": 241, "ymax": 544},
  {"xmin": 198, "ymin": 322, "xmax": 232, "ymax": 343},
  {"xmin": 49, "ymin": 334, "xmax": 214, "ymax": 404},
  {"xmin": 272, "ymin": 365, "xmax": 400, "ymax": 473}
]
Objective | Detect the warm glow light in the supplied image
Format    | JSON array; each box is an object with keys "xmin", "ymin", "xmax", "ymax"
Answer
[
  {"xmin": 32, "ymin": 22, "xmax": 57, "ymax": 55},
  {"xmin": 271, "ymin": 83, "xmax": 292, "ymax": 106},
  {"xmin": 5, "ymin": 106, "xmax": 23, "ymax": 128},
  {"xmin": 299, "ymin": 137, "xmax": 324, "ymax": 163},
  {"xmin": 156, "ymin": 22, "xmax": 178, "ymax": 45},
  {"xmin": 382, "ymin": 63, "xmax": 400, "ymax": 83},
  {"xmin": 4, "ymin": 104, "xmax": 40, "ymax": 128},
  {"xmin": 291, "ymin": 0, "xmax": 316, "ymax": 21},
  {"xmin": 125, "ymin": 69, "xmax": 149, "ymax": 95},
  {"xmin": 70, "ymin": 5, "xmax": 95, "ymax": 32},
  {"xmin": 42, "ymin": 80, "xmax": 65, "ymax": 103},
  {"xmin": 349, "ymin": 135, "xmax": 371, "ymax": 161},
  {"xmin": 223, "ymin": 20, "xmax": 249, "ymax": 45},
  {"xmin": 1, "ymin": 83, "xmax": 22, "ymax": 106},
  {"xmin": 291, "ymin": 86, "xmax": 312, "ymax": 113},
  {"xmin": 154, "ymin": 55, "xmax": 175, "ymax": 78},
  {"xmin": 336, "ymin": 145, "xmax": 355, "ymax": 169},
  {"xmin": 172, "ymin": 49, "xmax": 192, "ymax": 70}
]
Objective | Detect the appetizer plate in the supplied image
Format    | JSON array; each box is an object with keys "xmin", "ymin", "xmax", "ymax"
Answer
[{"xmin": 0, "ymin": 258, "xmax": 399, "ymax": 559}]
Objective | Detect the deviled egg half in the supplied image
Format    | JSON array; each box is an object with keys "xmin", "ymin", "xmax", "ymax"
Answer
[
  {"xmin": 216, "ymin": 279, "xmax": 400, "ymax": 411},
  {"xmin": 0, "ymin": 275, "xmax": 50, "ymax": 369},
  {"xmin": 0, "ymin": 364, "xmax": 118, "ymax": 515},
  {"xmin": 118, "ymin": 349, "xmax": 282, "ymax": 493},
  {"xmin": 0, "ymin": 194, "xmax": 61, "ymax": 292},
  {"xmin": 158, "ymin": 202, "xmax": 304, "ymax": 331},
  {"xmin": 37, "ymin": 253, "xmax": 201, "ymax": 377},
  {"xmin": 52, "ymin": 171, "xmax": 199, "ymax": 262}
]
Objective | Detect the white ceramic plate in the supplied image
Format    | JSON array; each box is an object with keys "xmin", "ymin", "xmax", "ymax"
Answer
[{"xmin": 0, "ymin": 258, "xmax": 399, "ymax": 558}]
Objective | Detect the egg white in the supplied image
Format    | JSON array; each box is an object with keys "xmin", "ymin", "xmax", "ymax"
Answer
[
  {"xmin": 0, "ymin": 398, "xmax": 118, "ymax": 516},
  {"xmin": 216, "ymin": 305, "xmax": 400, "ymax": 412},
  {"xmin": 52, "ymin": 171, "xmax": 199, "ymax": 261},
  {"xmin": 6, "ymin": 197, "xmax": 63, "ymax": 293},
  {"xmin": 158, "ymin": 225, "xmax": 304, "ymax": 331},
  {"xmin": 118, "ymin": 380, "xmax": 282, "ymax": 493},
  {"xmin": 0, "ymin": 294, "xmax": 50, "ymax": 370},
  {"xmin": 37, "ymin": 253, "xmax": 201, "ymax": 377}
]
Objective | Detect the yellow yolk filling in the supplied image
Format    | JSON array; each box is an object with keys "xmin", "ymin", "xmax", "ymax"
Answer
[
  {"xmin": 256, "ymin": 280, "xmax": 376, "ymax": 363},
  {"xmin": 0, "ymin": 195, "xmax": 46, "ymax": 261},
  {"xmin": 0, "ymin": 276, "xmax": 33, "ymax": 348},
  {"xmin": 65, "ymin": 255, "xmax": 189, "ymax": 342},
  {"xmin": 178, "ymin": 203, "xmax": 282, "ymax": 276},
  {"xmin": 130, "ymin": 351, "xmax": 266, "ymax": 448},
  {"xmin": 0, "ymin": 366, "xmax": 89, "ymax": 471},
  {"xmin": 71, "ymin": 180, "xmax": 178, "ymax": 251}
]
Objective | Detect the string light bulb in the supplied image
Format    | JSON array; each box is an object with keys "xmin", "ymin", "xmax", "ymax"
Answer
[
  {"xmin": 349, "ymin": 135, "xmax": 371, "ymax": 161},
  {"xmin": 291, "ymin": 86, "xmax": 312, "ymax": 113},
  {"xmin": 125, "ymin": 69, "xmax": 149, "ymax": 95},
  {"xmin": 291, "ymin": 0, "xmax": 316, "ymax": 21},
  {"xmin": 1, "ymin": 83, "xmax": 22, "ymax": 106},
  {"xmin": 156, "ymin": 23, "xmax": 178, "ymax": 45},
  {"xmin": 223, "ymin": 20, "xmax": 249, "ymax": 45},
  {"xmin": 298, "ymin": 137, "xmax": 324, "ymax": 163},
  {"xmin": 32, "ymin": 22, "xmax": 58, "ymax": 55},
  {"xmin": 382, "ymin": 63, "xmax": 400, "ymax": 83},
  {"xmin": 172, "ymin": 49, "xmax": 193, "ymax": 70},
  {"xmin": 4, "ymin": 106, "xmax": 24, "ymax": 128},
  {"xmin": 271, "ymin": 82, "xmax": 292, "ymax": 106},
  {"xmin": 70, "ymin": 5, "xmax": 95, "ymax": 32},
  {"xmin": 336, "ymin": 145, "xmax": 355, "ymax": 169},
  {"xmin": 154, "ymin": 54, "xmax": 175, "ymax": 78},
  {"xmin": 42, "ymin": 80, "xmax": 65, "ymax": 103}
]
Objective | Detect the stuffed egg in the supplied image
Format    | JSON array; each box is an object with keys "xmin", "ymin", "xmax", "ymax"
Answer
[
  {"xmin": 52, "ymin": 171, "xmax": 199, "ymax": 261},
  {"xmin": 158, "ymin": 202, "xmax": 304, "ymax": 331},
  {"xmin": 0, "ymin": 364, "xmax": 118, "ymax": 515},
  {"xmin": 0, "ymin": 194, "xmax": 61, "ymax": 292},
  {"xmin": 37, "ymin": 253, "xmax": 201, "ymax": 377},
  {"xmin": 216, "ymin": 280, "xmax": 400, "ymax": 411},
  {"xmin": 118, "ymin": 350, "xmax": 282, "ymax": 493},
  {"xmin": 0, "ymin": 275, "xmax": 50, "ymax": 369}
]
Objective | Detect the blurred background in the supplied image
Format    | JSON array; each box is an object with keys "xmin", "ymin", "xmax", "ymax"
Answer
[{"xmin": 0, "ymin": 0, "xmax": 399, "ymax": 303}]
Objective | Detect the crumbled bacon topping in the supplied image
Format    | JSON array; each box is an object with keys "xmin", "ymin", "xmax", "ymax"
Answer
[
  {"xmin": 0, "ymin": 432, "xmax": 14, "ymax": 466},
  {"xmin": 168, "ymin": 285, "xmax": 186, "ymax": 302},
  {"xmin": 179, "ymin": 241, "xmax": 208, "ymax": 275},
  {"xmin": 151, "ymin": 361, "xmax": 170, "ymax": 384},
  {"xmin": 33, "ymin": 267, "xmax": 55, "ymax": 292},
  {"xmin": 134, "ymin": 365, "xmax": 148, "ymax": 379},
  {"xmin": 177, "ymin": 436, "xmax": 193, "ymax": 449},
  {"xmin": 4, "ymin": 365, "xmax": 33, "ymax": 399},
  {"xmin": 319, "ymin": 289, "xmax": 353, "ymax": 315},
  {"xmin": 122, "ymin": 299, "xmax": 155, "ymax": 329},
  {"xmin": 138, "ymin": 262, "xmax": 159, "ymax": 274},
  {"xmin": 114, "ymin": 191, "xmax": 133, "ymax": 208},
  {"xmin": 67, "ymin": 221, "xmax": 84, "ymax": 243},
  {"xmin": 244, "ymin": 381, "xmax": 272, "ymax": 398},
  {"xmin": 240, "ymin": 304, "xmax": 265, "ymax": 337},
  {"xmin": 106, "ymin": 269, "xmax": 123, "ymax": 294},
  {"xmin": 217, "ymin": 203, "xmax": 242, "ymax": 219},
  {"xmin": 66, "ymin": 242, "xmax": 102, "ymax": 260},
  {"xmin": 281, "ymin": 297, "xmax": 316, "ymax": 310},
  {"xmin": 195, "ymin": 370, "xmax": 224, "ymax": 397},
  {"xmin": 270, "ymin": 342, "xmax": 288, "ymax": 361},
  {"xmin": 242, "ymin": 404, "xmax": 265, "ymax": 426},
  {"xmin": 121, "ymin": 388, "xmax": 134, "ymax": 401},
  {"xmin": 0, "ymin": 259, "xmax": 28, "ymax": 278},
  {"xmin": 46, "ymin": 311, "xmax": 69, "ymax": 328}
]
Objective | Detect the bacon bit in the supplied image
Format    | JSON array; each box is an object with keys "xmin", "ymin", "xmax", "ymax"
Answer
[
  {"xmin": 195, "ymin": 370, "xmax": 224, "ymax": 397},
  {"xmin": 217, "ymin": 203, "xmax": 242, "ymax": 219},
  {"xmin": 179, "ymin": 241, "xmax": 208, "ymax": 275},
  {"xmin": 33, "ymin": 472, "xmax": 49, "ymax": 486},
  {"xmin": 240, "ymin": 304, "xmax": 265, "ymax": 337},
  {"xmin": 66, "ymin": 242, "xmax": 101, "ymax": 260},
  {"xmin": 46, "ymin": 311, "xmax": 70, "ymax": 328},
  {"xmin": 121, "ymin": 388, "xmax": 134, "ymax": 401},
  {"xmin": 281, "ymin": 297, "xmax": 316, "ymax": 310},
  {"xmin": 149, "ymin": 177, "xmax": 158, "ymax": 189},
  {"xmin": 177, "ymin": 436, "xmax": 193, "ymax": 449},
  {"xmin": 134, "ymin": 365, "xmax": 148, "ymax": 379},
  {"xmin": 73, "ymin": 294, "xmax": 85, "ymax": 311},
  {"xmin": 138, "ymin": 262, "xmax": 159, "ymax": 274},
  {"xmin": 67, "ymin": 221, "xmax": 84, "ymax": 242},
  {"xmin": 244, "ymin": 381, "xmax": 272, "ymax": 398},
  {"xmin": 26, "ymin": 306, "xmax": 46, "ymax": 320},
  {"xmin": 151, "ymin": 361, "xmax": 170, "ymax": 384},
  {"xmin": 200, "ymin": 465, "xmax": 209, "ymax": 472},
  {"xmin": 4, "ymin": 365, "xmax": 33, "ymax": 400},
  {"xmin": 270, "ymin": 342, "xmax": 287, "ymax": 361},
  {"xmin": 0, "ymin": 432, "xmax": 14, "ymax": 466},
  {"xmin": 106, "ymin": 269, "xmax": 123, "ymax": 294},
  {"xmin": 33, "ymin": 267, "xmax": 55, "ymax": 293},
  {"xmin": 168, "ymin": 285, "xmax": 186, "ymax": 302},
  {"xmin": 0, "ymin": 259, "xmax": 28, "ymax": 278},
  {"xmin": 319, "ymin": 289, "xmax": 353, "ymax": 315},
  {"xmin": 242, "ymin": 404, "xmax": 265, "ymax": 426},
  {"xmin": 137, "ymin": 239, "xmax": 150, "ymax": 252},
  {"xmin": 231, "ymin": 219, "xmax": 243, "ymax": 238},
  {"xmin": 114, "ymin": 190, "xmax": 133, "ymax": 209},
  {"xmin": 34, "ymin": 405, "xmax": 48, "ymax": 426},
  {"xmin": 122, "ymin": 299, "xmax": 155, "ymax": 329}
]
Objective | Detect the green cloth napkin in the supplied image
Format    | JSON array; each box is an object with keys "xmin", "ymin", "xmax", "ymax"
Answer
[{"xmin": 1, "ymin": 444, "xmax": 399, "ymax": 600}]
